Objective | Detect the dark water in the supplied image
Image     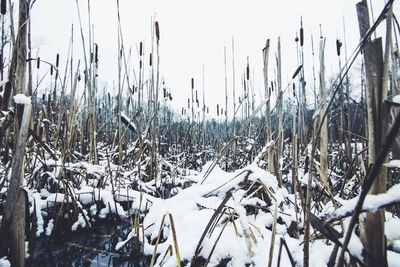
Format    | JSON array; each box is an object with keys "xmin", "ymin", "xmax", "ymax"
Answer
[{"xmin": 29, "ymin": 220, "xmax": 150, "ymax": 267}]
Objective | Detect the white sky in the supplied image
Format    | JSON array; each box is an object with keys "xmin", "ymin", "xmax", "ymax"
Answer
[{"xmin": 29, "ymin": 0, "xmax": 394, "ymax": 118}]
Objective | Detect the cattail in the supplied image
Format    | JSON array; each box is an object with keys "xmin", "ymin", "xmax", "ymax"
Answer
[
  {"xmin": 300, "ymin": 28, "xmax": 304, "ymax": 47},
  {"xmin": 163, "ymin": 87, "xmax": 167, "ymax": 98},
  {"xmin": 182, "ymin": 108, "xmax": 184, "ymax": 115},
  {"xmin": 292, "ymin": 83, "xmax": 296, "ymax": 97},
  {"xmin": 56, "ymin": 53, "xmax": 59, "ymax": 67},
  {"xmin": 191, "ymin": 78, "xmax": 194, "ymax": 89},
  {"xmin": 169, "ymin": 93, "xmax": 172, "ymax": 101},
  {"xmin": 37, "ymin": 57, "xmax": 40, "ymax": 69},
  {"xmin": 155, "ymin": 21, "xmax": 160, "ymax": 42},
  {"xmin": 95, "ymin": 44, "xmax": 98, "ymax": 64},
  {"xmin": 336, "ymin": 39, "xmax": 342, "ymax": 56},
  {"xmin": 246, "ymin": 62, "xmax": 250, "ymax": 81},
  {"xmin": 1, "ymin": 0, "xmax": 6, "ymax": 15},
  {"xmin": 292, "ymin": 65, "xmax": 303, "ymax": 79},
  {"xmin": 207, "ymin": 107, "xmax": 209, "ymax": 114},
  {"xmin": 0, "ymin": 53, "xmax": 3, "ymax": 70},
  {"xmin": 50, "ymin": 66, "xmax": 53, "ymax": 76},
  {"xmin": 300, "ymin": 18, "xmax": 304, "ymax": 47},
  {"xmin": 188, "ymin": 98, "xmax": 190, "ymax": 109},
  {"xmin": 217, "ymin": 104, "xmax": 219, "ymax": 116},
  {"xmin": 139, "ymin": 42, "xmax": 143, "ymax": 56},
  {"xmin": 271, "ymin": 81, "xmax": 274, "ymax": 92},
  {"xmin": 149, "ymin": 53, "xmax": 152, "ymax": 66}
]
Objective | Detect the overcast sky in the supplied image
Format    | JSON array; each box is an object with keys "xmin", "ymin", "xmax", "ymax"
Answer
[{"xmin": 29, "ymin": 0, "xmax": 394, "ymax": 118}]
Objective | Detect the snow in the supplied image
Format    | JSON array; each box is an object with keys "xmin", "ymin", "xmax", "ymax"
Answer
[
  {"xmin": 393, "ymin": 94, "xmax": 400, "ymax": 104},
  {"xmin": 2, "ymin": 133, "xmax": 397, "ymax": 266},
  {"xmin": 328, "ymin": 183, "xmax": 400, "ymax": 220},
  {"xmin": 0, "ymin": 257, "xmax": 10, "ymax": 267},
  {"xmin": 13, "ymin": 94, "xmax": 31, "ymax": 105},
  {"xmin": 46, "ymin": 219, "xmax": 54, "ymax": 236},
  {"xmin": 32, "ymin": 193, "xmax": 45, "ymax": 236},
  {"xmin": 385, "ymin": 160, "xmax": 400, "ymax": 168},
  {"xmin": 71, "ymin": 213, "xmax": 87, "ymax": 231},
  {"xmin": 386, "ymin": 218, "xmax": 400, "ymax": 240},
  {"xmin": 137, "ymin": 161, "xmax": 298, "ymax": 266},
  {"xmin": 0, "ymin": 79, "xmax": 8, "ymax": 88},
  {"xmin": 388, "ymin": 251, "xmax": 400, "ymax": 267}
]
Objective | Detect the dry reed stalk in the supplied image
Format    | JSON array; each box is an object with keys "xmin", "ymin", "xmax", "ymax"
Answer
[
  {"xmin": 201, "ymin": 136, "xmax": 240, "ymax": 184},
  {"xmin": 319, "ymin": 37, "xmax": 329, "ymax": 193},
  {"xmin": 0, "ymin": 101, "xmax": 32, "ymax": 266},
  {"xmin": 192, "ymin": 192, "xmax": 232, "ymax": 264},
  {"xmin": 168, "ymin": 213, "xmax": 182, "ymax": 267},
  {"xmin": 276, "ymin": 37, "xmax": 283, "ymax": 187},
  {"xmin": 267, "ymin": 203, "xmax": 278, "ymax": 267}
]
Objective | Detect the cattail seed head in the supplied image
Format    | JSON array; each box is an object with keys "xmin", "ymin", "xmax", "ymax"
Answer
[
  {"xmin": 246, "ymin": 63, "xmax": 250, "ymax": 81},
  {"xmin": 149, "ymin": 53, "xmax": 152, "ymax": 66},
  {"xmin": 191, "ymin": 78, "xmax": 194, "ymax": 89},
  {"xmin": 95, "ymin": 44, "xmax": 99, "ymax": 64},
  {"xmin": 336, "ymin": 39, "xmax": 342, "ymax": 56},
  {"xmin": 50, "ymin": 66, "xmax": 53, "ymax": 76},
  {"xmin": 292, "ymin": 83, "xmax": 296, "ymax": 97},
  {"xmin": 217, "ymin": 104, "xmax": 219, "ymax": 116},
  {"xmin": 155, "ymin": 21, "xmax": 160, "ymax": 42},
  {"xmin": 1, "ymin": 0, "xmax": 6, "ymax": 15},
  {"xmin": 292, "ymin": 65, "xmax": 303, "ymax": 79},
  {"xmin": 37, "ymin": 57, "xmax": 40, "ymax": 69},
  {"xmin": 139, "ymin": 42, "xmax": 143, "ymax": 56},
  {"xmin": 300, "ymin": 27, "xmax": 304, "ymax": 47},
  {"xmin": 271, "ymin": 81, "xmax": 274, "ymax": 91},
  {"xmin": 56, "ymin": 54, "xmax": 59, "ymax": 67}
]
